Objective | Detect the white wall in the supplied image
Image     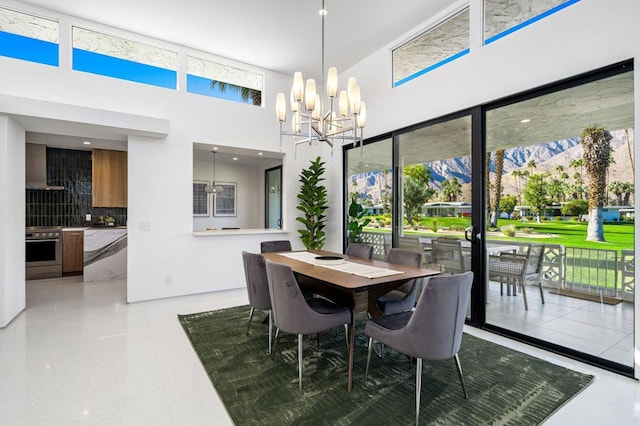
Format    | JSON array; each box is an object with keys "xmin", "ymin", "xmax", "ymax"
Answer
[
  {"xmin": 193, "ymin": 159, "xmax": 261, "ymax": 230},
  {"xmin": 0, "ymin": 0, "xmax": 330, "ymax": 312},
  {"xmin": 0, "ymin": 116, "xmax": 26, "ymax": 327}
]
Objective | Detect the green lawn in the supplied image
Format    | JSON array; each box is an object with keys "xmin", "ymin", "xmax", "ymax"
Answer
[{"xmin": 365, "ymin": 216, "xmax": 634, "ymax": 254}]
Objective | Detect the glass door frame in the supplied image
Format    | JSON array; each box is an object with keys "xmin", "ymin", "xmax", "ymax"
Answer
[
  {"xmin": 264, "ymin": 165, "xmax": 283, "ymax": 229},
  {"xmin": 342, "ymin": 59, "xmax": 634, "ymax": 377}
]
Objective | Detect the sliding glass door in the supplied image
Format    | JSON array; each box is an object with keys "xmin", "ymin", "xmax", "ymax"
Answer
[
  {"xmin": 484, "ymin": 67, "xmax": 634, "ymax": 371},
  {"xmin": 343, "ymin": 60, "xmax": 634, "ymax": 375}
]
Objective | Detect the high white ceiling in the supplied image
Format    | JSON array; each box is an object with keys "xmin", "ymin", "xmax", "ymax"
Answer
[{"xmin": 18, "ymin": 0, "xmax": 451, "ymax": 79}]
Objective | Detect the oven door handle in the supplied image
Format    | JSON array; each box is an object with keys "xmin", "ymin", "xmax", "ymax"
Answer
[{"xmin": 26, "ymin": 239, "xmax": 60, "ymax": 243}]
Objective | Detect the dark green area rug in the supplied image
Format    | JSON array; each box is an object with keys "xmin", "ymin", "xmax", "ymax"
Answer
[{"xmin": 178, "ymin": 306, "xmax": 593, "ymax": 425}]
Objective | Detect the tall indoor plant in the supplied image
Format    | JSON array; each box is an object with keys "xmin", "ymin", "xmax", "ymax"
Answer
[{"xmin": 297, "ymin": 156, "xmax": 328, "ymax": 250}]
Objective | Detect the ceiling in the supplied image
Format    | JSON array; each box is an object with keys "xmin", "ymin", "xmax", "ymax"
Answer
[
  {"xmin": 18, "ymin": 0, "xmax": 451, "ymax": 79},
  {"xmin": 348, "ymin": 70, "xmax": 634, "ymax": 174}
]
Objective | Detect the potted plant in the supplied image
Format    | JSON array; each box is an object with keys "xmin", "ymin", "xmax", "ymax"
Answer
[
  {"xmin": 297, "ymin": 156, "xmax": 328, "ymax": 250},
  {"xmin": 347, "ymin": 198, "xmax": 371, "ymax": 243}
]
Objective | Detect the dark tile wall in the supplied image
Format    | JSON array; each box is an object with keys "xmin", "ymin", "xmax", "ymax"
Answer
[{"xmin": 25, "ymin": 148, "xmax": 127, "ymax": 227}]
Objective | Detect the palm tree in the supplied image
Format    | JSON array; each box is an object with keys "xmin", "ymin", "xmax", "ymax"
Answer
[
  {"xmin": 526, "ymin": 159, "xmax": 537, "ymax": 172},
  {"xmin": 441, "ymin": 177, "xmax": 462, "ymax": 202},
  {"xmin": 581, "ymin": 125, "xmax": 613, "ymax": 242},
  {"xmin": 210, "ymin": 80, "xmax": 262, "ymax": 106},
  {"xmin": 622, "ymin": 182, "xmax": 634, "ymax": 206},
  {"xmin": 491, "ymin": 149, "xmax": 505, "ymax": 227},
  {"xmin": 608, "ymin": 181, "xmax": 625, "ymax": 205},
  {"xmin": 624, "ymin": 128, "xmax": 634, "ymax": 175},
  {"xmin": 569, "ymin": 159, "xmax": 586, "ymax": 199},
  {"xmin": 511, "ymin": 170, "xmax": 524, "ymax": 205}
]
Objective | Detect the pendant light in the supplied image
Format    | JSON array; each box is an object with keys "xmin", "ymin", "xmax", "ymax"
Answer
[{"xmin": 205, "ymin": 151, "xmax": 224, "ymax": 194}]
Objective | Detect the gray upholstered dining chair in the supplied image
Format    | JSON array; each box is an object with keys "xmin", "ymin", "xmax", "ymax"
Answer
[
  {"xmin": 345, "ymin": 243, "xmax": 374, "ymax": 259},
  {"xmin": 241, "ymin": 251, "xmax": 272, "ymax": 353},
  {"xmin": 364, "ymin": 271, "xmax": 473, "ymax": 425},
  {"xmin": 265, "ymin": 260, "xmax": 351, "ymax": 389},
  {"xmin": 260, "ymin": 240, "xmax": 292, "ymax": 253},
  {"xmin": 376, "ymin": 248, "xmax": 423, "ymax": 315}
]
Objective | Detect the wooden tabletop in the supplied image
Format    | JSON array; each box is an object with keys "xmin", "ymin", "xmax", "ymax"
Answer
[{"xmin": 261, "ymin": 249, "xmax": 440, "ymax": 292}]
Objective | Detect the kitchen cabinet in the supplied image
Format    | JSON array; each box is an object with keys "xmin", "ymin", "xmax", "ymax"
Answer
[
  {"xmin": 92, "ymin": 149, "xmax": 127, "ymax": 207},
  {"xmin": 62, "ymin": 230, "xmax": 84, "ymax": 274}
]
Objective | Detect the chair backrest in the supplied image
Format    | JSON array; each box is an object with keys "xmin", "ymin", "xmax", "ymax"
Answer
[
  {"xmin": 406, "ymin": 271, "xmax": 473, "ymax": 360},
  {"xmin": 431, "ymin": 239, "xmax": 467, "ymax": 274},
  {"xmin": 386, "ymin": 248, "xmax": 422, "ymax": 294},
  {"xmin": 346, "ymin": 243, "xmax": 374, "ymax": 259},
  {"xmin": 241, "ymin": 251, "xmax": 271, "ymax": 310},
  {"xmin": 265, "ymin": 260, "xmax": 317, "ymax": 335},
  {"xmin": 525, "ymin": 244, "xmax": 545, "ymax": 275},
  {"xmin": 260, "ymin": 240, "xmax": 292, "ymax": 253}
]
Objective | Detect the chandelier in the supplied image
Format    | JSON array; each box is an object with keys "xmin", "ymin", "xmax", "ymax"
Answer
[
  {"xmin": 275, "ymin": 0, "xmax": 366, "ymax": 156},
  {"xmin": 205, "ymin": 151, "xmax": 224, "ymax": 194}
]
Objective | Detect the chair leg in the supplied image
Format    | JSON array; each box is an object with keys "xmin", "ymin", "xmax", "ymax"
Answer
[
  {"xmin": 271, "ymin": 328, "xmax": 279, "ymax": 359},
  {"xmin": 538, "ymin": 281, "xmax": 545, "ymax": 304},
  {"xmin": 268, "ymin": 309, "xmax": 272, "ymax": 354},
  {"xmin": 246, "ymin": 307, "xmax": 255, "ymax": 335},
  {"xmin": 298, "ymin": 334, "xmax": 303, "ymax": 389},
  {"xmin": 520, "ymin": 279, "xmax": 529, "ymax": 310},
  {"xmin": 416, "ymin": 358, "xmax": 423, "ymax": 425},
  {"xmin": 454, "ymin": 354, "xmax": 469, "ymax": 399},
  {"xmin": 364, "ymin": 337, "xmax": 374, "ymax": 385},
  {"xmin": 344, "ymin": 324, "xmax": 349, "ymax": 348}
]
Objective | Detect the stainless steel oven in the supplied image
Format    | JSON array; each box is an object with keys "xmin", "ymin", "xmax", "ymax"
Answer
[{"xmin": 26, "ymin": 227, "xmax": 62, "ymax": 280}]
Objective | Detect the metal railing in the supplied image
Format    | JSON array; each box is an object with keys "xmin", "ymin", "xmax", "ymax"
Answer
[{"xmin": 360, "ymin": 231, "xmax": 634, "ymax": 300}]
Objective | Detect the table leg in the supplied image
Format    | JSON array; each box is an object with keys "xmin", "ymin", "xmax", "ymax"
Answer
[{"xmin": 347, "ymin": 309, "xmax": 356, "ymax": 392}]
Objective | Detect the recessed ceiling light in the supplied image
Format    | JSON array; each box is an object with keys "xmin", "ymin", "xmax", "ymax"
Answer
[
  {"xmin": 233, "ymin": 157, "xmax": 238, "ymax": 161},
  {"xmin": 83, "ymin": 141, "xmax": 91, "ymax": 145},
  {"xmin": 319, "ymin": 8, "xmax": 328, "ymax": 16},
  {"xmin": 258, "ymin": 152, "xmax": 263, "ymax": 156},
  {"xmin": 213, "ymin": 147, "xmax": 218, "ymax": 150},
  {"xmin": 520, "ymin": 119, "xmax": 531, "ymax": 123}
]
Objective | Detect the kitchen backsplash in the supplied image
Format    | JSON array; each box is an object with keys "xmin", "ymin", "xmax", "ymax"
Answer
[{"xmin": 26, "ymin": 148, "xmax": 127, "ymax": 227}]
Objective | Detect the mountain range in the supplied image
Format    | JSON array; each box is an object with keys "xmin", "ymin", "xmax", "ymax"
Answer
[{"xmin": 350, "ymin": 129, "xmax": 635, "ymax": 205}]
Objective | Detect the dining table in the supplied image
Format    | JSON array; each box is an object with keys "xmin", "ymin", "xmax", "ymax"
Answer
[{"xmin": 261, "ymin": 249, "xmax": 441, "ymax": 392}]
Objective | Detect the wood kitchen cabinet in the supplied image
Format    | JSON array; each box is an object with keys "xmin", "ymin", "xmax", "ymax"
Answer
[
  {"xmin": 92, "ymin": 149, "xmax": 127, "ymax": 207},
  {"xmin": 62, "ymin": 230, "xmax": 84, "ymax": 274}
]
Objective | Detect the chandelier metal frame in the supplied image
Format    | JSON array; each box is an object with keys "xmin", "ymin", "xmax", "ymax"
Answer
[{"xmin": 276, "ymin": 0, "xmax": 366, "ymax": 156}]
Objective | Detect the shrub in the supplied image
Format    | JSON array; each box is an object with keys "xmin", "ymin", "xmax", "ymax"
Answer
[
  {"xmin": 520, "ymin": 227, "xmax": 534, "ymax": 234},
  {"xmin": 428, "ymin": 219, "xmax": 438, "ymax": 233},
  {"xmin": 384, "ymin": 218, "xmax": 391, "ymax": 225},
  {"xmin": 571, "ymin": 216, "xmax": 579, "ymax": 221},
  {"xmin": 450, "ymin": 224, "xmax": 466, "ymax": 232},
  {"xmin": 501, "ymin": 225, "xmax": 516, "ymax": 237},
  {"xmin": 525, "ymin": 216, "xmax": 534, "ymax": 221},
  {"xmin": 554, "ymin": 216, "xmax": 564, "ymax": 221}
]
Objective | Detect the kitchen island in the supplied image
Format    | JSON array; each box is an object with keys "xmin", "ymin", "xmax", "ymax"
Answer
[{"xmin": 84, "ymin": 227, "xmax": 127, "ymax": 282}]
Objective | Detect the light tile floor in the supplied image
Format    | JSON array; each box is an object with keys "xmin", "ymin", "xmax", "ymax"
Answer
[
  {"xmin": 0, "ymin": 276, "xmax": 638, "ymax": 425},
  {"xmin": 486, "ymin": 282, "xmax": 634, "ymax": 366}
]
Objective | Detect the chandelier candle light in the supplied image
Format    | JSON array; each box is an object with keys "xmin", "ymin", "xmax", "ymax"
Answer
[{"xmin": 275, "ymin": 0, "xmax": 366, "ymax": 157}]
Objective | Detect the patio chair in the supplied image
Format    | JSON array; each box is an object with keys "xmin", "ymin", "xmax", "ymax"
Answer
[
  {"xmin": 488, "ymin": 244, "xmax": 545, "ymax": 310},
  {"xmin": 431, "ymin": 238, "xmax": 470, "ymax": 274}
]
